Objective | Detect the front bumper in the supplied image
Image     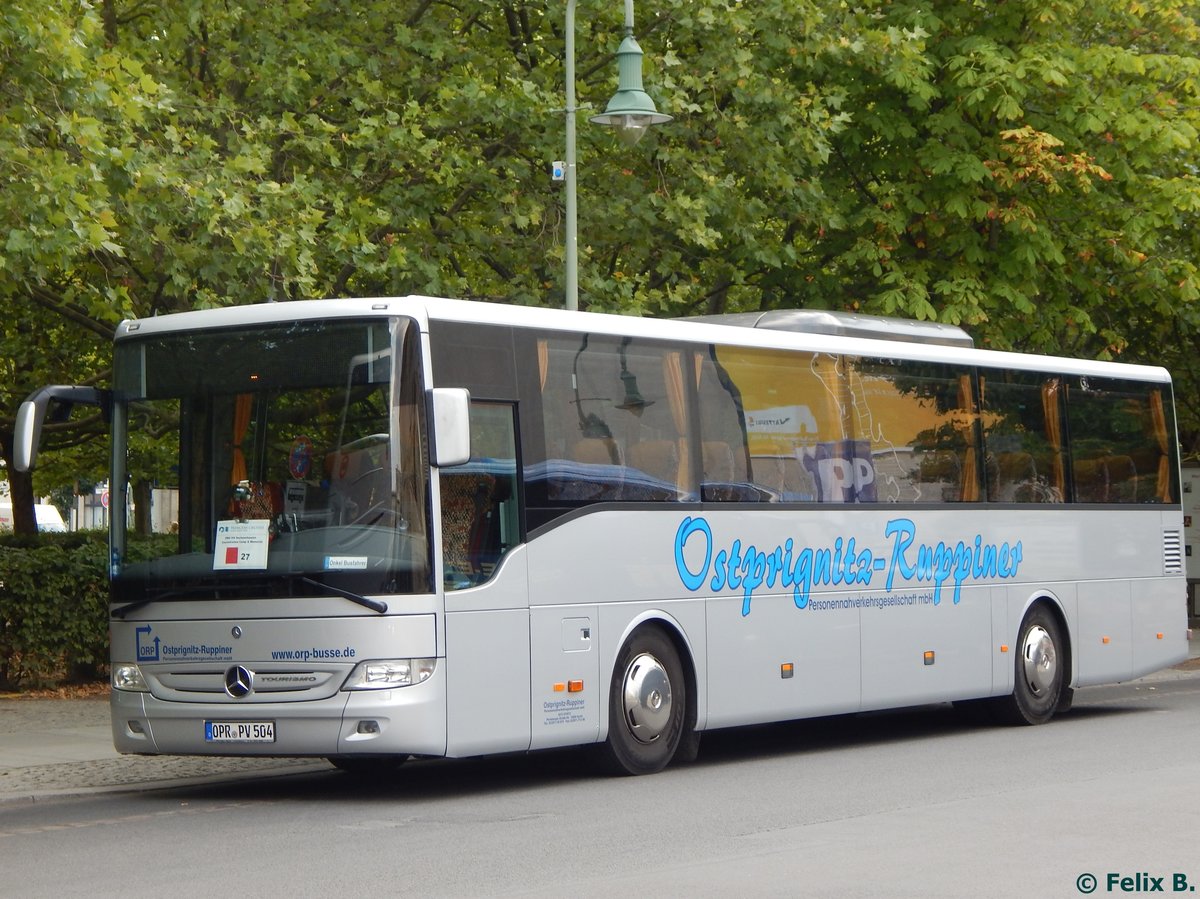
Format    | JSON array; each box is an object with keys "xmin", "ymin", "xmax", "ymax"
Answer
[{"xmin": 111, "ymin": 667, "xmax": 447, "ymax": 758}]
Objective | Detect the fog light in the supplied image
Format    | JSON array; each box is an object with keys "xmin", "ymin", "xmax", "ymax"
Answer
[{"xmin": 356, "ymin": 720, "xmax": 381, "ymax": 735}]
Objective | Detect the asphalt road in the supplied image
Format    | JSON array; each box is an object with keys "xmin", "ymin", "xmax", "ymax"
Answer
[{"xmin": 1, "ymin": 667, "xmax": 1197, "ymax": 898}]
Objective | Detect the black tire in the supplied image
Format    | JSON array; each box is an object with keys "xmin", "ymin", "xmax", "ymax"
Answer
[
  {"xmin": 672, "ymin": 666, "xmax": 703, "ymax": 765},
  {"xmin": 327, "ymin": 755, "xmax": 407, "ymax": 776},
  {"xmin": 994, "ymin": 604, "xmax": 1065, "ymax": 726},
  {"xmin": 672, "ymin": 719, "xmax": 703, "ymax": 766},
  {"xmin": 1056, "ymin": 685, "xmax": 1075, "ymax": 714},
  {"xmin": 597, "ymin": 627, "xmax": 688, "ymax": 776}
]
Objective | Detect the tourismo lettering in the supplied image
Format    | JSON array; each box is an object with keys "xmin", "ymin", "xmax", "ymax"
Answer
[{"xmin": 674, "ymin": 516, "xmax": 1022, "ymax": 617}]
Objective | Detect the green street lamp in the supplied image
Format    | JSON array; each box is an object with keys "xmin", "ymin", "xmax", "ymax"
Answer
[{"xmin": 564, "ymin": 0, "xmax": 671, "ymax": 311}]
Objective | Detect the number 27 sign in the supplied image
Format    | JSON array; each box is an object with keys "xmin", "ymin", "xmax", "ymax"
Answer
[{"xmin": 213, "ymin": 519, "xmax": 270, "ymax": 570}]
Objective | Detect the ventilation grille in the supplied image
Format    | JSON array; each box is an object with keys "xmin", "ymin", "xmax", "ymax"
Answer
[{"xmin": 1163, "ymin": 529, "xmax": 1183, "ymax": 575}]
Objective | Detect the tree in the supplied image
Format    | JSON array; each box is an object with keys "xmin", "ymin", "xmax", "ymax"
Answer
[
  {"xmin": 5, "ymin": 0, "xmax": 1200, "ymax": 514},
  {"xmin": 649, "ymin": 0, "xmax": 1200, "ymax": 445},
  {"xmin": 783, "ymin": 1, "xmax": 1200, "ymax": 358},
  {"xmin": 0, "ymin": 2, "xmax": 158, "ymax": 531}
]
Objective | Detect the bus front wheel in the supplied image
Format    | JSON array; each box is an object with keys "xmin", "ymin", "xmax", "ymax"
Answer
[
  {"xmin": 598, "ymin": 627, "xmax": 687, "ymax": 776},
  {"xmin": 996, "ymin": 604, "xmax": 1065, "ymax": 726}
]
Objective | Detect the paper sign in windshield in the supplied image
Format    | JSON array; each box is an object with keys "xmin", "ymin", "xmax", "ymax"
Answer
[
  {"xmin": 325, "ymin": 556, "xmax": 368, "ymax": 570},
  {"xmin": 213, "ymin": 519, "xmax": 271, "ymax": 570}
]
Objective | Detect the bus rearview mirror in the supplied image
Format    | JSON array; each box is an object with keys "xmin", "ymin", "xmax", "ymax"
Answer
[
  {"xmin": 12, "ymin": 385, "xmax": 109, "ymax": 472},
  {"xmin": 13, "ymin": 400, "xmax": 41, "ymax": 473},
  {"xmin": 430, "ymin": 387, "xmax": 471, "ymax": 467}
]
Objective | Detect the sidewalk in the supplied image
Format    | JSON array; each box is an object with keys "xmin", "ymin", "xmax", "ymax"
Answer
[
  {"xmin": 0, "ymin": 694, "xmax": 326, "ymax": 802},
  {"xmin": 2, "ymin": 630, "xmax": 1197, "ymax": 804}
]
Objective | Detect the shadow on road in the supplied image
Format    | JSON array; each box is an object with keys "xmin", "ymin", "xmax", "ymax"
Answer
[{"xmin": 136, "ymin": 693, "xmax": 1159, "ymax": 806}]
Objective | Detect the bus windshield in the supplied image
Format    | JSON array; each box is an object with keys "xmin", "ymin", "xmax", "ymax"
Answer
[{"xmin": 109, "ymin": 316, "xmax": 431, "ymax": 605}]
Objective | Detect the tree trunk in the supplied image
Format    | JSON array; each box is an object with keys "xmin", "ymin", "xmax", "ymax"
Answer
[
  {"xmin": 100, "ymin": 0, "xmax": 119, "ymax": 44},
  {"xmin": 133, "ymin": 478, "xmax": 153, "ymax": 534},
  {"xmin": 0, "ymin": 427, "xmax": 39, "ymax": 535}
]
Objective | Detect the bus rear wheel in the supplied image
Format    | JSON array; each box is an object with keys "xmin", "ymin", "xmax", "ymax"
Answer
[
  {"xmin": 598, "ymin": 627, "xmax": 687, "ymax": 776},
  {"xmin": 995, "ymin": 604, "xmax": 1064, "ymax": 726}
]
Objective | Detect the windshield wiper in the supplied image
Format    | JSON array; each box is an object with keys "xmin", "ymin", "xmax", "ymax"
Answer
[
  {"xmin": 112, "ymin": 586, "xmax": 213, "ymax": 619},
  {"xmin": 113, "ymin": 578, "xmax": 388, "ymax": 617},
  {"xmin": 113, "ymin": 597, "xmax": 167, "ymax": 619},
  {"xmin": 298, "ymin": 577, "xmax": 388, "ymax": 613}
]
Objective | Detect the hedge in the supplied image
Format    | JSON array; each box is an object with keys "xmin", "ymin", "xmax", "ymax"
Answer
[{"xmin": 0, "ymin": 532, "xmax": 109, "ymax": 689}]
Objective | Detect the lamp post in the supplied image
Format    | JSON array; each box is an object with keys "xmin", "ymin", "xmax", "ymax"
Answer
[{"xmin": 564, "ymin": 0, "xmax": 671, "ymax": 311}]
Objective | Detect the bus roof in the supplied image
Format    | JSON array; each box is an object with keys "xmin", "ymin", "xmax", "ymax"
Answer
[
  {"xmin": 685, "ymin": 309, "xmax": 975, "ymax": 348},
  {"xmin": 113, "ymin": 296, "xmax": 1172, "ymax": 384}
]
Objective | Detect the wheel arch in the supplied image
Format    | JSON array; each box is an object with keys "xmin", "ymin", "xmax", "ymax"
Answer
[
  {"xmin": 1016, "ymin": 590, "xmax": 1075, "ymax": 692},
  {"xmin": 600, "ymin": 610, "xmax": 702, "ymax": 742}
]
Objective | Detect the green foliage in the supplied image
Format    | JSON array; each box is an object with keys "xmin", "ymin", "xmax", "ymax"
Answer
[
  {"xmin": 4, "ymin": 0, "xmax": 1200, "ymax": 479},
  {"xmin": 0, "ymin": 531, "xmax": 176, "ymax": 689},
  {"xmin": 0, "ymin": 1, "xmax": 150, "ymax": 508},
  {"xmin": 746, "ymin": 1, "xmax": 1200, "ymax": 353},
  {"xmin": 0, "ymin": 533, "xmax": 109, "ymax": 689}
]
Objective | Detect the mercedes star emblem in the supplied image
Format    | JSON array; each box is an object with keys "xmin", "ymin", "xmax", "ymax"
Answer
[{"xmin": 224, "ymin": 665, "xmax": 253, "ymax": 698}]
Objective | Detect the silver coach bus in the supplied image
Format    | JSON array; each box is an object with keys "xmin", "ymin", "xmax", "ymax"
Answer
[{"xmin": 15, "ymin": 297, "xmax": 1187, "ymax": 775}]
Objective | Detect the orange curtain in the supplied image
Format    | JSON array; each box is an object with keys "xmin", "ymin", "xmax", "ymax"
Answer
[
  {"xmin": 663, "ymin": 352, "xmax": 687, "ymax": 435},
  {"xmin": 1041, "ymin": 379, "xmax": 1065, "ymax": 501},
  {"xmin": 663, "ymin": 351, "xmax": 690, "ymax": 491},
  {"xmin": 537, "ymin": 339, "xmax": 549, "ymax": 392},
  {"xmin": 957, "ymin": 374, "xmax": 980, "ymax": 502},
  {"xmin": 1150, "ymin": 389, "xmax": 1172, "ymax": 502},
  {"xmin": 230, "ymin": 394, "xmax": 253, "ymax": 486}
]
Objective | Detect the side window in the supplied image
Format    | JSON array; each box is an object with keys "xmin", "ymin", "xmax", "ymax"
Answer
[
  {"xmin": 980, "ymin": 372, "xmax": 1065, "ymax": 503},
  {"xmin": 708, "ymin": 345, "xmax": 981, "ymax": 504},
  {"xmin": 851, "ymin": 358, "xmax": 981, "ymax": 503},
  {"xmin": 698, "ymin": 346, "xmax": 982, "ymax": 505},
  {"xmin": 534, "ymin": 333, "xmax": 695, "ymax": 505},
  {"xmin": 708, "ymin": 346, "xmax": 846, "ymax": 502},
  {"xmin": 441, "ymin": 402, "xmax": 519, "ymax": 590},
  {"xmin": 695, "ymin": 347, "xmax": 756, "ymax": 501},
  {"xmin": 1066, "ymin": 378, "xmax": 1177, "ymax": 504}
]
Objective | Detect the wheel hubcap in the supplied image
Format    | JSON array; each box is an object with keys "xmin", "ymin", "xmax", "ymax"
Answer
[
  {"xmin": 1022, "ymin": 625, "xmax": 1057, "ymax": 696},
  {"xmin": 621, "ymin": 652, "xmax": 672, "ymax": 744}
]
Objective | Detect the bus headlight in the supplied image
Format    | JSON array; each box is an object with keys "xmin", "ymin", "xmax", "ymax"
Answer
[
  {"xmin": 112, "ymin": 664, "xmax": 150, "ymax": 692},
  {"xmin": 342, "ymin": 658, "xmax": 436, "ymax": 690}
]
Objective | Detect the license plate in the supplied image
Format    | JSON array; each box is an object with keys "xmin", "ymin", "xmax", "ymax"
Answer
[{"xmin": 204, "ymin": 720, "xmax": 275, "ymax": 743}]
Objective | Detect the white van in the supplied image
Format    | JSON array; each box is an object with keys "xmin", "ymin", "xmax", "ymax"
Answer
[{"xmin": 0, "ymin": 503, "xmax": 67, "ymax": 532}]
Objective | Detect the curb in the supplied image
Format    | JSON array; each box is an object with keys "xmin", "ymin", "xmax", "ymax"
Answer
[{"xmin": 0, "ymin": 759, "xmax": 330, "ymax": 806}]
